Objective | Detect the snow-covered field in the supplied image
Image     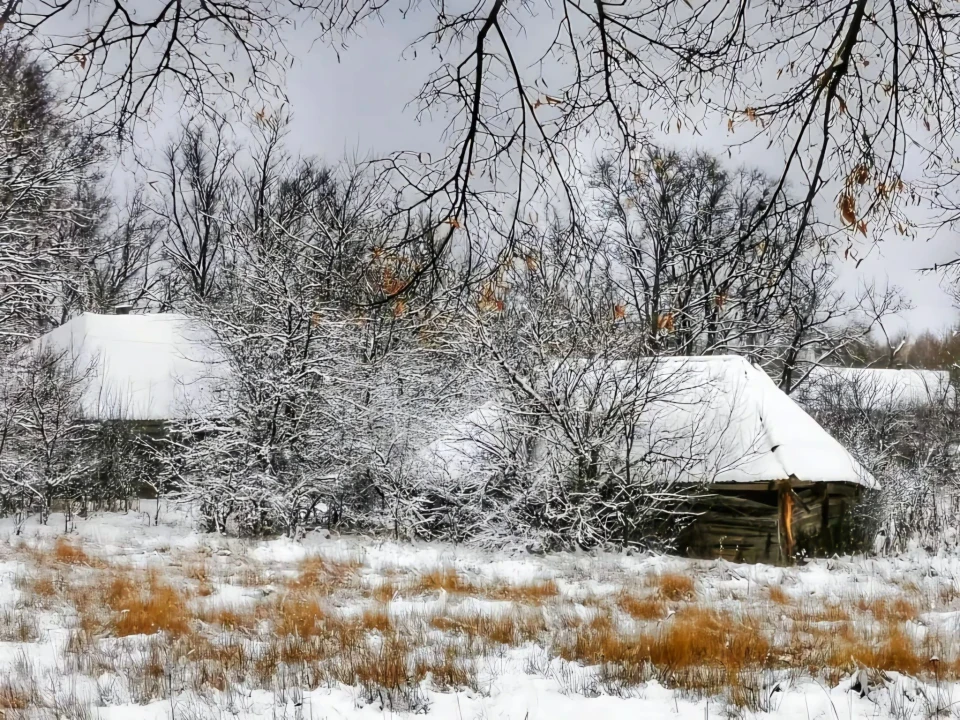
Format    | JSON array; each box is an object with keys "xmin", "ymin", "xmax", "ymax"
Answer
[{"xmin": 0, "ymin": 504, "xmax": 959, "ymax": 719}]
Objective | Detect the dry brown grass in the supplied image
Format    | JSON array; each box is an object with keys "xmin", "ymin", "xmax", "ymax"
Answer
[
  {"xmin": 768, "ymin": 585, "xmax": 789, "ymax": 605},
  {"xmin": 790, "ymin": 599, "xmax": 850, "ymax": 626},
  {"xmin": 7, "ymin": 525, "xmax": 960, "ymax": 714},
  {"xmin": 554, "ymin": 610, "xmax": 639, "ymax": 666},
  {"xmin": 273, "ymin": 596, "xmax": 328, "ymax": 637},
  {"xmin": 0, "ymin": 607, "xmax": 39, "ymax": 643},
  {"xmin": 125, "ymin": 638, "xmax": 170, "ymax": 703},
  {"xmin": 654, "ymin": 608, "xmax": 770, "ymax": 670},
  {"xmin": 359, "ymin": 605, "xmax": 392, "ymax": 633},
  {"xmin": 939, "ymin": 583, "xmax": 960, "ymax": 606},
  {"xmin": 416, "ymin": 643, "xmax": 477, "ymax": 691},
  {"xmin": 234, "ymin": 564, "xmax": 269, "ymax": 587},
  {"xmin": 827, "ymin": 623, "xmax": 926, "ymax": 677},
  {"xmin": 856, "ymin": 594, "xmax": 919, "ymax": 622},
  {"xmin": 414, "ymin": 567, "xmax": 476, "ymax": 594},
  {"xmin": 647, "ymin": 572, "xmax": 697, "ymax": 602},
  {"xmin": 15, "ymin": 571, "xmax": 62, "ymax": 608},
  {"xmin": 286, "ymin": 554, "xmax": 360, "ymax": 594},
  {"xmin": 270, "ymin": 597, "xmax": 366, "ymax": 655},
  {"xmin": 370, "ymin": 579, "xmax": 399, "ymax": 603},
  {"xmin": 486, "ymin": 579, "xmax": 559, "ymax": 603},
  {"xmin": 617, "ymin": 591, "xmax": 666, "ymax": 620},
  {"xmin": 431, "ymin": 607, "xmax": 546, "ymax": 648},
  {"xmin": 350, "ymin": 633, "xmax": 419, "ymax": 688},
  {"xmin": 104, "ymin": 571, "xmax": 191, "ymax": 637},
  {"xmin": 198, "ymin": 604, "xmax": 259, "ymax": 632},
  {"xmin": 553, "ymin": 604, "xmax": 775, "ymax": 707},
  {"xmin": 0, "ymin": 680, "xmax": 32, "ymax": 710},
  {"xmin": 183, "ymin": 561, "xmax": 210, "ymax": 582},
  {"xmin": 372, "ymin": 569, "xmax": 557, "ymax": 605},
  {"xmin": 52, "ymin": 537, "xmax": 102, "ymax": 567}
]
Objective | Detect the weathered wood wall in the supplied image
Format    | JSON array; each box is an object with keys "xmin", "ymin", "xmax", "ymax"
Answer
[{"xmin": 677, "ymin": 481, "xmax": 862, "ymax": 564}]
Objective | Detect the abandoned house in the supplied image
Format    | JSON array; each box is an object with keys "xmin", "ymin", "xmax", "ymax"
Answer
[
  {"xmin": 423, "ymin": 355, "xmax": 877, "ymax": 564},
  {"xmin": 19, "ymin": 311, "xmax": 228, "ymax": 436}
]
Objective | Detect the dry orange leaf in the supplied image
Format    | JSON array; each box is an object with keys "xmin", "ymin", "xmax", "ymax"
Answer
[
  {"xmin": 848, "ymin": 164, "xmax": 870, "ymax": 186},
  {"xmin": 657, "ymin": 313, "xmax": 675, "ymax": 332},
  {"xmin": 839, "ymin": 193, "xmax": 857, "ymax": 226}
]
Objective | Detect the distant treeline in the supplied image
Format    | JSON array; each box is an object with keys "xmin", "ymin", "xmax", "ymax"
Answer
[{"xmin": 830, "ymin": 327, "xmax": 960, "ymax": 371}]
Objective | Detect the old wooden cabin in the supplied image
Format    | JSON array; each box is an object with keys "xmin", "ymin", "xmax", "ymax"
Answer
[{"xmin": 425, "ymin": 355, "xmax": 876, "ymax": 564}]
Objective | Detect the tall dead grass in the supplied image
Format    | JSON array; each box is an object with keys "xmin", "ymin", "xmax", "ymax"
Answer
[
  {"xmin": 286, "ymin": 554, "xmax": 360, "ymax": 594},
  {"xmin": 7, "ymin": 529, "xmax": 960, "ymax": 715},
  {"xmin": 647, "ymin": 572, "xmax": 697, "ymax": 601},
  {"xmin": 51, "ymin": 538, "xmax": 104, "ymax": 568},
  {"xmin": 414, "ymin": 567, "xmax": 476, "ymax": 594},
  {"xmin": 617, "ymin": 591, "xmax": 666, "ymax": 620}
]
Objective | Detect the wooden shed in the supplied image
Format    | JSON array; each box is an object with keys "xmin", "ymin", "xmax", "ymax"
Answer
[
  {"xmin": 658, "ymin": 356, "xmax": 877, "ymax": 564},
  {"xmin": 677, "ymin": 479, "xmax": 864, "ymax": 564}
]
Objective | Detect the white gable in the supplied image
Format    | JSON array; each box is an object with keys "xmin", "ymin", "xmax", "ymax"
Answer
[
  {"xmin": 423, "ymin": 356, "xmax": 877, "ymax": 489},
  {"xmin": 20, "ymin": 313, "xmax": 228, "ymax": 422}
]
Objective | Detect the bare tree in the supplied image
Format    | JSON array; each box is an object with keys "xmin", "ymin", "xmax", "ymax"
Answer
[
  {"xmin": 8, "ymin": 0, "xmax": 960, "ymax": 277},
  {"xmin": 0, "ymin": 348, "xmax": 94, "ymax": 529},
  {"xmin": 165, "ymin": 117, "xmax": 466, "ymax": 537},
  {"xmin": 587, "ymin": 148, "xmax": 908, "ymax": 392},
  {"xmin": 154, "ymin": 118, "xmax": 238, "ymax": 306},
  {"xmin": 63, "ymin": 187, "xmax": 164, "ymax": 314},
  {"xmin": 410, "ymin": 220, "xmax": 729, "ymax": 550},
  {"xmin": 0, "ymin": 46, "xmax": 106, "ymax": 351}
]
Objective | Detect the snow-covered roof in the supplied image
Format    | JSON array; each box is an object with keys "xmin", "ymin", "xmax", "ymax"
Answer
[
  {"xmin": 423, "ymin": 355, "xmax": 877, "ymax": 489},
  {"xmin": 19, "ymin": 312, "xmax": 228, "ymax": 421},
  {"xmin": 798, "ymin": 366, "xmax": 954, "ymax": 409}
]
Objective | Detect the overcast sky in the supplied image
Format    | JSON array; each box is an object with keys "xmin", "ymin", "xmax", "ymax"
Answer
[{"xmin": 122, "ymin": 15, "xmax": 959, "ymax": 335}]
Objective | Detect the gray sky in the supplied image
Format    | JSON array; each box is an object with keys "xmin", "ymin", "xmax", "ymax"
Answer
[
  {"xmin": 280, "ymin": 24, "xmax": 958, "ymax": 334},
  {"xmin": 120, "ymin": 16, "xmax": 958, "ymax": 335}
]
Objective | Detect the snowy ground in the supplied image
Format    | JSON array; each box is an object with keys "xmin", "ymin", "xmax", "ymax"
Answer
[{"xmin": 0, "ymin": 503, "xmax": 959, "ymax": 719}]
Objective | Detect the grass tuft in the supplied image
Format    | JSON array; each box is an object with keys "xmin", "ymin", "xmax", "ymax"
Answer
[
  {"xmin": 487, "ymin": 578, "xmax": 559, "ymax": 604},
  {"xmin": 768, "ymin": 585, "xmax": 789, "ymax": 605},
  {"xmin": 648, "ymin": 572, "xmax": 697, "ymax": 602},
  {"xmin": 415, "ymin": 567, "xmax": 476, "ymax": 594},
  {"xmin": 286, "ymin": 554, "xmax": 360, "ymax": 594},
  {"xmin": 52, "ymin": 538, "xmax": 102, "ymax": 567},
  {"xmin": 0, "ymin": 680, "xmax": 32, "ymax": 710},
  {"xmin": 617, "ymin": 591, "xmax": 666, "ymax": 620},
  {"xmin": 107, "ymin": 572, "xmax": 191, "ymax": 637}
]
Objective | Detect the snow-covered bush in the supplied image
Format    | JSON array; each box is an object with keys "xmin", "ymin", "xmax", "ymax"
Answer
[
  {"xmin": 416, "ymin": 361, "xmax": 699, "ymax": 550},
  {"xmin": 801, "ymin": 370, "xmax": 960, "ymax": 553},
  {"xmin": 0, "ymin": 350, "xmax": 91, "ymax": 526},
  {"xmin": 163, "ymin": 118, "xmax": 469, "ymax": 538},
  {"xmin": 0, "ymin": 348, "xmax": 167, "ymax": 527}
]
